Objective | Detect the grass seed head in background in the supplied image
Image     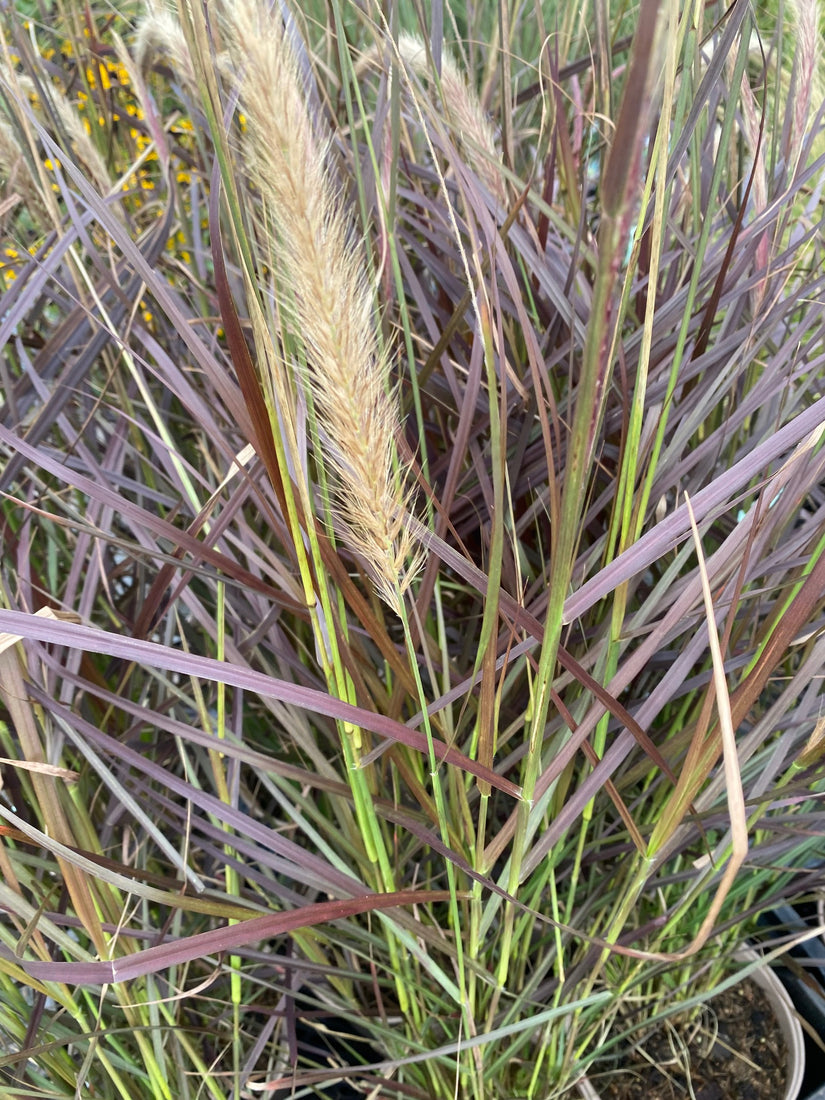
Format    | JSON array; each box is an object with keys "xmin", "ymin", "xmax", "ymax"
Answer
[
  {"xmin": 358, "ymin": 30, "xmax": 508, "ymax": 210},
  {"xmin": 1, "ymin": 0, "xmax": 825, "ymax": 1098}
]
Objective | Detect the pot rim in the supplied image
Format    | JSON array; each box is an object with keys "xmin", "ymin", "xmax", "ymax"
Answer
[
  {"xmin": 743, "ymin": 947, "xmax": 805, "ymax": 1100},
  {"xmin": 576, "ymin": 945, "xmax": 805, "ymax": 1100}
]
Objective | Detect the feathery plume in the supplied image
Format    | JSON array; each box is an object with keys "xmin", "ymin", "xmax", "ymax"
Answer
[
  {"xmin": 134, "ymin": 0, "xmax": 196, "ymax": 89},
  {"xmin": 788, "ymin": 0, "xmax": 822, "ymax": 165},
  {"xmin": 360, "ymin": 31, "xmax": 506, "ymax": 208},
  {"xmin": 222, "ymin": 0, "xmax": 420, "ymax": 611},
  {"xmin": 736, "ymin": 66, "xmax": 768, "ymax": 311},
  {"xmin": 0, "ymin": 66, "xmax": 111, "ymax": 202},
  {"xmin": 0, "ymin": 115, "xmax": 48, "ymax": 227}
]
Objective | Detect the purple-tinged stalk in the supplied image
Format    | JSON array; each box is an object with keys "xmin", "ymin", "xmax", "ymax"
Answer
[{"xmin": 497, "ymin": 0, "xmax": 665, "ymax": 988}]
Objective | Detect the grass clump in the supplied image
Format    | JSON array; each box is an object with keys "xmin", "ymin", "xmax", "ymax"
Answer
[{"xmin": 1, "ymin": 1, "xmax": 824, "ymax": 1098}]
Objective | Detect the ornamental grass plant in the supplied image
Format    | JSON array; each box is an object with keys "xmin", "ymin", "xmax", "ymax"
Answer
[{"xmin": 1, "ymin": 0, "xmax": 825, "ymax": 1097}]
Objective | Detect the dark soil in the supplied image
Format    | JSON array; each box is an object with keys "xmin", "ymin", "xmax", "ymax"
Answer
[{"xmin": 593, "ymin": 978, "xmax": 789, "ymax": 1100}]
